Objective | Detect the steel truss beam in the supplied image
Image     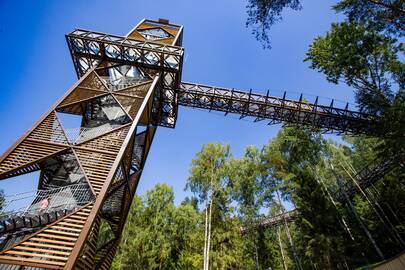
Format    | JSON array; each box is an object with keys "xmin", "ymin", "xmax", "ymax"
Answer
[
  {"xmin": 178, "ymin": 82, "xmax": 377, "ymax": 134},
  {"xmin": 66, "ymin": 29, "xmax": 184, "ymax": 77},
  {"xmin": 66, "ymin": 28, "xmax": 183, "ymax": 128},
  {"xmin": 65, "ymin": 29, "xmax": 380, "ymax": 134}
]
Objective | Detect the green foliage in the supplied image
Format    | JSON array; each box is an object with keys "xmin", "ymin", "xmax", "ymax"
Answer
[
  {"xmin": 112, "ymin": 184, "xmax": 201, "ymax": 270},
  {"xmin": 261, "ymin": 127, "xmax": 347, "ymax": 268},
  {"xmin": 246, "ymin": 0, "xmax": 404, "ymax": 48},
  {"xmin": 333, "ymin": 0, "xmax": 405, "ymax": 37},
  {"xmin": 228, "ymin": 146, "xmax": 267, "ymax": 269},
  {"xmin": 187, "ymin": 142, "xmax": 248, "ymax": 269},
  {"xmin": 186, "ymin": 142, "xmax": 231, "ymax": 204},
  {"xmin": 229, "ymin": 145, "xmax": 263, "ymax": 217},
  {"xmin": 305, "ymin": 22, "xmax": 402, "ymax": 114},
  {"xmin": 97, "ymin": 220, "xmax": 115, "ymax": 249},
  {"xmin": 110, "ymin": 127, "xmax": 404, "ymax": 269},
  {"xmin": 246, "ymin": 0, "xmax": 302, "ymax": 48},
  {"xmin": 378, "ymin": 90, "xmax": 405, "ymax": 151}
]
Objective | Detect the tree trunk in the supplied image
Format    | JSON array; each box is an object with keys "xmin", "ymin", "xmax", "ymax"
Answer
[
  {"xmin": 253, "ymin": 229, "xmax": 260, "ymax": 270},
  {"xmin": 332, "ymin": 165, "xmax": 385, "ymax": 261},
  {"xmin": 203, "ymin": 199, "xmax": 209, "ymax": 270},
  {"xmin": 206, "ymin": 197, "xmax": 213, "ymax": 270},
  {"xmin": 278, "ymin": 226, "xmax": 288, "ymax": 270},
  {"xmin": 277, "ymin": 190, "xmax": 303, "ymax": 270}
]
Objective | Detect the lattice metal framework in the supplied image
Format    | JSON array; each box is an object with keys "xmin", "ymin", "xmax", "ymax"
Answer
[
  {"xmin": 338, "ymin": 154, "xmax": 402, "ymax": 202},
  {"xmin": 0, "ymin": 18, "xmax": 382, "ymax": 270},
  {"xmin": 66, "ymin": 19, "xmax": 184, "ymax": 128},
  {"xmin": 178, "ymin": 82, "xmax": 377, "ymax": 134}
]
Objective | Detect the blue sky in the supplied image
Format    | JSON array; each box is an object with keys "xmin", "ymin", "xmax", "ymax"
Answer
[{"xmin": 0, "ymin": 0, "xmax": 356, "ymax": 205}]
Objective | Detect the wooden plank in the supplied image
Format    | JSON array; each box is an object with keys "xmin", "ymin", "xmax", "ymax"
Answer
[
  {"xmin": 77, "ymin": 257, "xmax": 94, "ymax": 270},
  {"xmin": 73, "ymin": 146, "xmax": 116, "ymax": 156},
  {"xmin": 46, "ymin": 229, "xmax": 80, "ymax": 237},
  {"xmin": 0, "ymin": 68, "xmax": 96, "ymax": 166},
  {"xmin": 3, "ymin": 250, "xmax": 68, "ymax": 261},
  {"xmin": 75, "ymin": 212, "xmax": 90, "ymax": 217},
  {"xmin": 37, "ymin": 233, "xmax": 77, "ymax": 242},
  {"xmin": 29, "ymin": 237, "xmax": 75, "ymax": 246},
  {"xmin": 13, "ymin": 246, "xmax": 71, "ymax": 256},
  {"xmin": 89, "ymin": 179, "xmax": 105, "ymax": 184},
  {"xmin": 0, "ymin": 256, "xmax": 64, "ymax": 268},
  {"xmin": 0, "ymin": 146, "xmax": 68, "ymax": 177},
  {"xmin": 0, "ymin": 203, "xmax": 93, "ymax": 260},
  {"xmin": 63, "ymin": 218, "xmax": 86, "ymax": 224},
  {"xmin": 68, "ymin": 215, "xmax": 88, "ymax": 221},
  {"xmin": 52, "ymin": 226, "xmax": 83, "ymax": 233},
  {"xmin": 57, "ymin": 222, "xmax": 84, "ymax": 229},
  {"xmin": 20, "ymin": 242, "xmax": 73, "ymax": 251},
  {"xmin": 25, "ymin": 138, "xmax": 69, "ymax": 148}
]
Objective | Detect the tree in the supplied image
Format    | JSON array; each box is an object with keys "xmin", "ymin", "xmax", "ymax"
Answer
[
  {"xmin": 262, "ymin": 202, "xmax": 296, "ymax": 270},
  {"xmin": 113, "ymin": 184, "xmax": 188, "ymax": 270},
  {"xmin": 305, "ymin": 22, "xmax": 403, "ymax": 115},
  {"xmin": 246, "ymin": 0, "xmax": 404, "ymax": 48},
  {"xmin": 170, "ymin": 201, "xmax": 202, "ymax": 269},
  {"xmin": 330, "ymin": 136, "xmax": 405, "ymax": 261},
  {"xmin": 186, "ymin": 142, "xmax": 246, "ymax": 269},
  {"xmin": 187, "ymin": 143, "xmax": 230, "ymax": 270},
  {"xmin": 333, "ymin": 0, "xmax": 405, "ymax": 36},
  {"xmin": 261, "ymin": 126, "xmax": 350, "ymax": 269},
  {"xmin": 229, "ymin": 145, "xmax": 266, "ymax": 269}
]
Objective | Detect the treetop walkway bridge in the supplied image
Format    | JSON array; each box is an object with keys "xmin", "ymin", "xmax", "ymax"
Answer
[
  {"xmin": 0, "ymin": 18, "xmax": 392, "ymax": 269},
  {"xmin": 240, "ymin": 210, "xmax": 298, "ymax": 234}
]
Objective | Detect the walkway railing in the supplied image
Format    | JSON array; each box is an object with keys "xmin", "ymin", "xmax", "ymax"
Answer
[{"xmin": 0, "ymin": 183, "xmax": 94, "ymax": 218}]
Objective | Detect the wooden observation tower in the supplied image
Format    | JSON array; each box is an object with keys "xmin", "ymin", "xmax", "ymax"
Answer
[{"xmin": 0, "ymin": 18, "xmax": 377, "ymax": 269}]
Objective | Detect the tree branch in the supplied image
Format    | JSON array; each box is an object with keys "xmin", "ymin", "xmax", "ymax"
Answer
[{"xmin": 366, "ymin": 0, "xmax": 405, "ymax": 14}]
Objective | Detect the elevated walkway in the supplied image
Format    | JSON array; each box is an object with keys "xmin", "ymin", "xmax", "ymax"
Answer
[
  {"xmin": 240, "ymin": 210, "xmax": 298, "ymax": 233},
  {"xmin": 339, "ymin": 155, "xmax": 400, "ymax": 202}
]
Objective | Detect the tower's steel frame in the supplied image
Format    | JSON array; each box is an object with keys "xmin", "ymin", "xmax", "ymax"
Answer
[{"xmin": 0, "ymin": 18, "xmax": 379, "ymax": 269}]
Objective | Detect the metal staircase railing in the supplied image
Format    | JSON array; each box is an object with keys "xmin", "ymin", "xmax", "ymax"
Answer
[
  {"xmin": 0, "ymin": 183, "xmax": 94, "ymax": 218},
  {"xmin": 0, "ymin": 184, "xmax": 95, "ymax": 254}
]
